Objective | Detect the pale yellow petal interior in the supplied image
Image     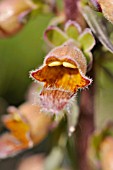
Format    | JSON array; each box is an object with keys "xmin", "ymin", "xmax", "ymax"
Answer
[
  {"xmin": 63, "ymin": 62, "xmax": 76, "ymax": 68},
  {"xmin": 48, "ymin": 61, "xmax": 62, "ymax": 67},
  {"xmin": 48, "ymin": 61, "xmax": 76, "ymax": 69}
]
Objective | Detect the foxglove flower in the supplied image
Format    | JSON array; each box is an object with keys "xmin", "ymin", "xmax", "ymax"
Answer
[
  {"xmin": 0, "ymin": 0, "xmax": 36, "ymax": 38},
  {"xmin": 0, "ymin": 102, "xmax": 51, "ymax": 158},
  {"xmin": 30, "ymin": 40, "xmax": 92, "ymax": 114}
]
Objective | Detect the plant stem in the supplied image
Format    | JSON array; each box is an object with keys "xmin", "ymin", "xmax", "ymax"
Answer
[
  {"xmin": 64, "ymin": 0, "xmax": 95, "ymax": 170},
  {"xmin": 64, "ymin": 0, "xmax": 86, "ymax": 29},
  {"xmin": 64, "ymin": 0, "xmax": 79, "ymax": 20},
  {"xmin": 76, "ymin": 68, "xmax": 95, "ymax": 170}
]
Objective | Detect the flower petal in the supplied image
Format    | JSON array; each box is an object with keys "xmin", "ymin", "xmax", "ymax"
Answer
[
  {"xmin": 0, "ymin": 133, "xmax": 28, "ymax": 158},
  {"xmin": 2, "ymin": 108, "xmax": 32, "ymax": 147},
  {"xmin": 44, "ymin": 40, "xmax": 87, "ymax": 74},
  {"xmin": 40, "ymin": 88, "xmax": 74, "ymax": 114},
  {"xmin": 31, "ymin": 65, "xmax": 91, "ymax": 93}
]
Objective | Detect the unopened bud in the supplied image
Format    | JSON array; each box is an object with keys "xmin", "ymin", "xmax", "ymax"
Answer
[
  {"xmin": 97, "ymin": 0, "xmax": 113, "ymax": 24},
  {"xmin": 0, "ymin": 0, "xmax": 36, "ymax": 38},
  {"xmin": 100, "ymin": 137, "xmax": 113, "ymax": 170},
  {"xmin": 88, "ymin": 0, "xmax": 102, "ymax": 12}
]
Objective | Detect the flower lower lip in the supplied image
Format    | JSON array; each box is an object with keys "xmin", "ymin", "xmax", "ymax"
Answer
[{"xmin": 40, "ymin": 88, "xmax": 74, "ymax": 114}]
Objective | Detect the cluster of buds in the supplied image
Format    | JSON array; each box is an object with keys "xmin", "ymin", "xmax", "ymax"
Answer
[
  {"xmin": 30, "ymin": 20, "xmax": 95, "ymax": 115},
  {"xmin": 0, "ymin": 0, "xmax": 37, "ymax": 38}
]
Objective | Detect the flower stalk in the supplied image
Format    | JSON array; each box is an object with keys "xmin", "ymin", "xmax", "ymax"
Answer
[
  {"xmin": 64, "ymin": 0, "xmax": 86, "ymax": 29},
  {"xmin": 64, "ymin": 0, "xmax": 95, "ymax": 170}
]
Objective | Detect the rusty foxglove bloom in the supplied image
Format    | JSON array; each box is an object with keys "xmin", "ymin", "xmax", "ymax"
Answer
[
  {"xmin": 0, "ymin": 102, "xmax": 51, "ymax": 158},
  {"xmin": 30, "ymin": 40, "xmax": 92, "ymax": 114},
  {"xmin": 0, "ymin": 0, "xmax": 36, "ymax": 38}
]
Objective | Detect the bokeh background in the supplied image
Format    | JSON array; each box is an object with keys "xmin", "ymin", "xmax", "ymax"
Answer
[
  {"xmin": 0, "ymin": 13, "xmax": 53, "ymax": 170},
  {"xmin": 1, "ymin": 1, "xmax": 113, "ymax": 170},
  {"xmin": 0, "ymin": 13, "xmax": 53, "ymax": 106}
]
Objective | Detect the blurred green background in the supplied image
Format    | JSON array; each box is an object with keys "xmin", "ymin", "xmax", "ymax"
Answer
[{"xmin": 0, "ymin": 13, "xmax": 52, "ymax": 106}]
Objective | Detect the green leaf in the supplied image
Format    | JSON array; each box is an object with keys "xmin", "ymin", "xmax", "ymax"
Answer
[
  {"xmin": 82, "ymin": 6, "xmax": 113, "ymax": 53},
  {"xmin": 44, "ymin": 26, "xmax": 68, "ymax": 47},
  {"xmin": 102, "ymin": 66, "xmax": 113, "ymax": 81},
  {"xmin": 65, "ymin": 20, "xmax": 81, "ymax": 40},
  {"xmin": 95, "ymin": 60, "xmax": 113, "ymax": 129},
  {"xmin": 79, "ymin": 28, "xmax": 95, "ymax": 52},
  {"xmin": 44, "ymin": 134, "xmax": 67, "ymax": 170},
  {"xmin": 44, "ymin": 146, "xmax": 64, "ymax": 170}
]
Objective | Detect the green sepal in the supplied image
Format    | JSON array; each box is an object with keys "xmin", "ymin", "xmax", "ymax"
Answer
[
  {"xmin": 82, "ymin": 6, "xmax": 113, "ymax": 53},
  {"xmin": 84, "ymin": 51, "xmax": 93, "ymax": 68},
  {"xmin": 44, "ymin": 26, "xmax": 68, "ymax": 47},
  {"xmin": 79, "ymin": 28, "xmax": 95, "ymax": 52},
  {"xmin": 65, "ymin": 20, "xmax": 81, "ymax": 40}
]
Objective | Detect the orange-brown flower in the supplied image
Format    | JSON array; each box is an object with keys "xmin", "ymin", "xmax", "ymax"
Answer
[
  {"xmin": 0, "ymin": 102, "xmax": 51, "ymax": 158},
  {"xmin": 30, "ymin": 40, "xmax": 92, "ymax": 114}
]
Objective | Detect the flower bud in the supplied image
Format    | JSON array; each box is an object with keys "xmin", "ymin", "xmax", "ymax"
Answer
[
  {"xmin": 100, "ymin": 137, "xmax": 113, "ymax": 170},
  {"xmin": 88, "ymin": 0, "xmax": 102, "ymax": 12},
  {"xmin": 97, "ymin": 0, "xmax": 113, "ymax": 24},
  {"xmin": 18, "ymin": 155, "xmax": 44, "ymax": 170},
  {"xmin": 0, "ymin": 101, "xmax": 52, "ymax": 158},
  {"xmin": 0, "ymin": 0, "xmax": 36, "ymax": 38},
  {"xmin": 18, "ymin": 102, "xmax": 52, "ymax": 144}
]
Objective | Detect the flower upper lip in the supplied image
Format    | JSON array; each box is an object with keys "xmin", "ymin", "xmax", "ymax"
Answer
[{"xmin": 31, "ymin": 42, "xmax": 92, "ymax": 95}]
